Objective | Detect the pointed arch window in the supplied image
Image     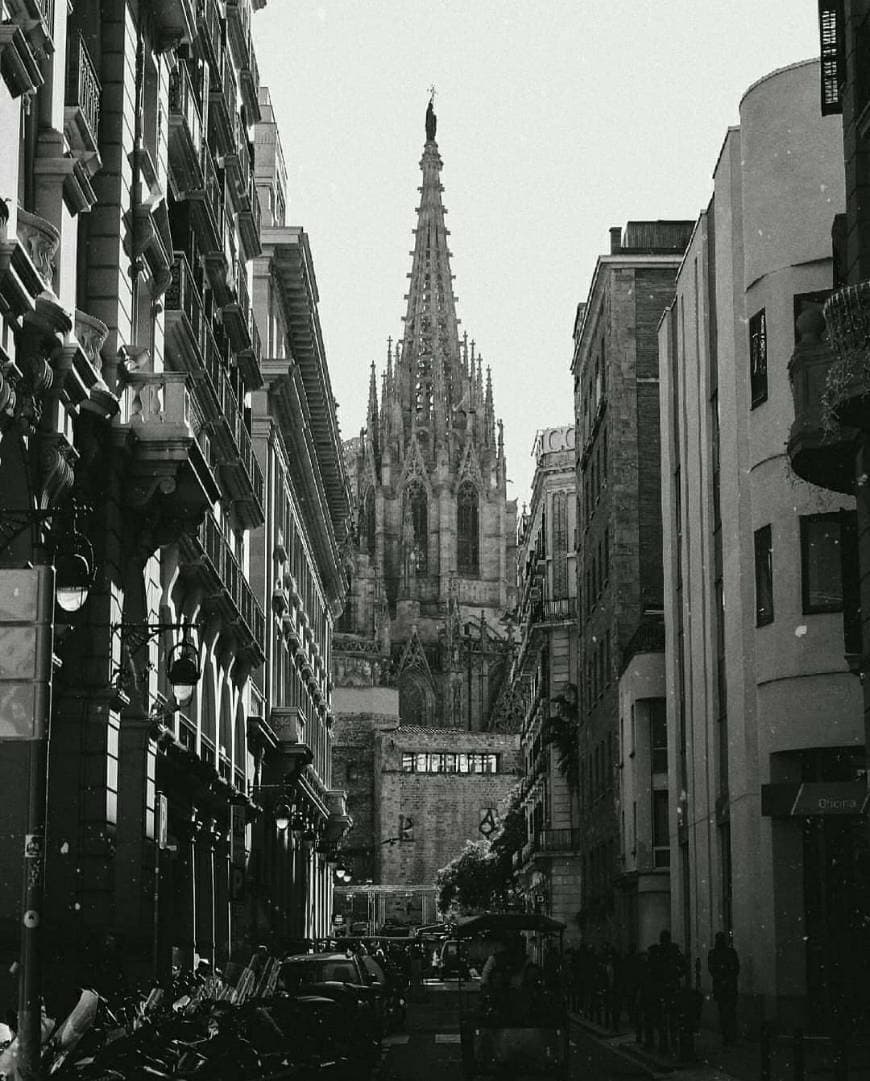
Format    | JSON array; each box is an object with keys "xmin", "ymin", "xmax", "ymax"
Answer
[
  {"xmin": 364, "ymin": 487, "xmax": 376, "ymax": 559},
  {"xmin": 457, "ymin": 481, "xmax": 480, "ymax": 577},
  {"xmin": 408, "ymin": 482, "xmax": 428, "ymax": 573}
]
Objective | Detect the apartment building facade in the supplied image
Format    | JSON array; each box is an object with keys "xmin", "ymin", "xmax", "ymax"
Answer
[
  {"xmin": 571, "ymin": 221, "xmax": 693, "ymax": 948},
  {"xmin": 0, "ymin": 0, "xmax": 348, "ymax": 1000},
  {"xmin": 511, "ymin": 426, "xmax": 581, "ymax": 933},
  {"xmin": 660, "ymin": 60, "xmax": 866, "ymax": 1030}
]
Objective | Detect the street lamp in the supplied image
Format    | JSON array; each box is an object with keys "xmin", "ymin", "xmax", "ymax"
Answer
[
  {"xmin": 52, "ymin": 530, "xmax": 95, "ymax": 613},
  {"xmin": 274, "ymin": 803, "xmax": 292, "ymax": 832},
  {"xmin": 111, "ymin": 621, "xmax": 204, "ymax": 702}
]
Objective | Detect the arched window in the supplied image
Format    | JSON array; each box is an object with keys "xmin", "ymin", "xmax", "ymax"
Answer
[
  {"xmin": 364, "ymin": 487, "xmax": 376, "ymax": 558},
  {"xmin": 457, "ymin": 481, "xmax": 479, "ymax": 576},
  {"xmin": 408, "ymin": 483, "xmax": 428, "ymax": 573},
  {"xmin": 552, "ymin": 491, "xmax": 569, "ymax": 598}
]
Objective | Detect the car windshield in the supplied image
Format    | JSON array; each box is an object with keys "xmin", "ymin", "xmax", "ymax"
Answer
[{"xmin": 278, "ymin": 958, "xmax": 360, "ymax": 991}]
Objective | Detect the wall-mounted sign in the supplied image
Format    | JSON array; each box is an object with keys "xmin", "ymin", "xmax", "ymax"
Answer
[{"xmin": 761, "ymin": 782, "xmax": 869, "ymax": 818}]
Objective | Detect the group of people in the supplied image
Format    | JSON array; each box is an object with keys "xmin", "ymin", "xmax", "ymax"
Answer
[{"xmin": 563, "ymin": 930, "xmax": 739, "ymax": 1052}]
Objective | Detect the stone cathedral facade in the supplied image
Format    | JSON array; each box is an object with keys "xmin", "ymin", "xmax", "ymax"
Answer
[{"xmin": 333, "ymin": 102, "xmax": 520, "ymax": 926}]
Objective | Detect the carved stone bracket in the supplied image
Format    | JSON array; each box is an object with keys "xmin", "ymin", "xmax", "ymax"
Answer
[{"xmin": 17, "ymin": 208, "xmax": 59, "ymax": 291}]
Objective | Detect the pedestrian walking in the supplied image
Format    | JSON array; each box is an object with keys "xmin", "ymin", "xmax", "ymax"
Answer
[
  {"xmin": 707, "ymin": 931, "xmax": 739, "ymax": 1045},
  {"xmin": 648, "ymin": 930, "xmax": 688, "ymax": 1054}
]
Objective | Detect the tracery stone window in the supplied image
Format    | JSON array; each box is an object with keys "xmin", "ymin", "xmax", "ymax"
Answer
[
  {"xmin": 407, "ymin": 482, "xmax": 428, "ymax": 573},
  {"xmin": 457, "ymin": 481, "xmax": 479, "ymax": 576},
  {"xmin": 364, "ymin": 487, "xmax": 376, "ymax": 558}
]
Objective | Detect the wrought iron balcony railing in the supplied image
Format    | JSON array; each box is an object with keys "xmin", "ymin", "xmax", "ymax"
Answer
[
  {"xmin": 66, "ymin": 32, "xmax": 101, "ymax": 147},
  {"xmin": 533, "ymin": 827, "xmax": 582, "ymax": 855},
  {"xmin": 191, "ymin": 513, "xmax": 266, "ymax": 659},
  {"xmin": 529, "ymin": 596, "xmax": 578, "ymax": 625},
  {"xmin": 167, "ymin": 59, "xmax": 203, "ymax": 192}
]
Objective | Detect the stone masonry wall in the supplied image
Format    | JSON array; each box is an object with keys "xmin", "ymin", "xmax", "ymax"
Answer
[{"xmin": 375, "ymin": 726, "xmax": 520, "ymax": 886}]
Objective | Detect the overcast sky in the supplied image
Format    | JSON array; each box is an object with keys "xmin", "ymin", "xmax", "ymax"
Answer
[{"xmin": 252, "ymin": 2, "xmax": 821, "ymax": 501}]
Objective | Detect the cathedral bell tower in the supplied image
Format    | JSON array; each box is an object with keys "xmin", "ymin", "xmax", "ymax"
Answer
[{"xmin": 339, "ymin": 98, "xmax": 516, "ymax": 733}]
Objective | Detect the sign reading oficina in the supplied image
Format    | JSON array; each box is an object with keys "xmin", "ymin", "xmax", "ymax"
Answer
[{"xmin": 790, "ymin": 782, "xmax": 869, "ymax": 816}]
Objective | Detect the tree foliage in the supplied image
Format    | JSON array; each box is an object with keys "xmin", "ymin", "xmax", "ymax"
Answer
[{"xmin": 434, "ymin": 786, "xmax": 525, "ymax": 918}]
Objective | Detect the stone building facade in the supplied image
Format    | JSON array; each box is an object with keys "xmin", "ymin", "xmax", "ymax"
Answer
[
  {"xmin": 661, "ymin": 60, "xmax": 866, "ymax": 1031},
  {"xmin": 0, "ymin": 0, "xmax": 348, "ymax": 1010},
  {"xmin": 332, "ymin": 101, "xmax": 520, "ymax": 927},
  {"xmin": 511, "ymin": 426, "xmax": 581, "ymax": 936},
  {"xmin": 571, "ymin": 220, "xmax": 693, "ymax": 948}
]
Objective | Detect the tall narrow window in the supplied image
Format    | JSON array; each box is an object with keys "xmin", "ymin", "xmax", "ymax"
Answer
[
  {"xmin": 552, "ymin": 491, "xmax": 568, "ymax": 597},
  {"xmin": 408, "ymin": 483, "xmax": 428, "ymax": 573},
  {"xmin": 800, "ymin": 513, "xmax": 844, "ymax": 613},
  {"xmin": 652, "ymin": 790, "xmax": 671, "ymax": 867},
  {"xmin": 364, "ymin": 487, "xmax": 376, "ymax": 558},
  {"xmin": 754, "ymin": 524, "xmax": 774, "ymax": 626},
  {"xmin": 749, "ymin": 308, "xmax": 767, "ymax": 407},
  {"xmin": 650, "ymin": 699, "xmax": 668, "ymax": 775},
  {"xmin": 457, "ymin": 481, "xmax": 479, "ymax": 576}
]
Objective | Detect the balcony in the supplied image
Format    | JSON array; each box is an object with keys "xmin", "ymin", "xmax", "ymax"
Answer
[
  {"xmin": 180, "ymin": 513, "xmax": 266, "ymax": 662},
  {"xmin": 788, "ymin": 303, "xmax": 856, "ymax": 494},
  {"xmin": 236, "ymin": 301, "xmax": 262, "ymax": 389},
  {"xmin": 236, "ymin": 169, "xmax": 262, "ymax": 261},
  {"xmin": 143, "ymin": 0, "xmax": 196, "ymax": 51},
  {"xmin": 186, "ymin": 144, "xmax": 223, "ymax": 258},
  {"xmin": 534, "ymin": 828, "xmax": 582, "ymax": 856},
  {"xmin": 201, "ymin": 324, "xmax": 264, "ymax": 527},
  {"xmin": 823, "ymin": 281, "xmax": 870, "ymax": 432},
  {"xmin": 323, "ymin": 789, "xmax": 352, "ymax": 845},
  {"xmin": 237, "ymin": 31, "xmax": 260, "ymax": 124},
  {"xmin": 208, "ymin": 48, "xmax": 236, "ymax": 156},
  {"xmin": 529, "ymin": 596, "xmax": 578, "ymax": 626},
  {"xmin": 226, "ymin": 0, "xmax": 251, "ymax": 66},
  {"xmin": 195, "ymin": 0, "xmax": 221, "ymax": 69},
  {"xmin": 115, "ymin": 370, "xmax": 220, "ymax": 540},
  {"xmin": 223, "ymin": 262, "xmax": 253, "ymax": 353},
  {"xmin": 0, "ymin": 18, "xmax": 42, "ymax": 98},
  {"xmin": 164, "ymin": 252, "xmax": 205, "ymax": 369},
  {"xmin": 3, "ymin": 0, "xmax": 54, "ymax": 70},
  {"xmin": 64, "ymin": 32, "xmax": 101, "ymax": 155},
  {"xmin": 163, "ymin": 259, "xmax": 263, "ymax": 526},
  {"xmin": 223, "ymin": 124, "xmax": 251, "ymax": 212},
  {"xmin": 168, "ymin": 60, "xmax": 203, "ymax": 194}
]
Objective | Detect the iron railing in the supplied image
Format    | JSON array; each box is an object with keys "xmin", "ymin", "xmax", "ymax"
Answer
[
  {"xmin": 168, "ymin": 59, "xmax": 202, "ymax": 149},
  {"xmin": 166, "ymin": 253, "xmax": 204, "ymax": 342},
  {"xmin": 200, "ymin": 144, "xmax": 223, "ymax": 244},
  {"xmin": 534, "ymin": 828, "xmax": 582, "ymax": 854},
  {"xmin": 196, "ymin": 514, "xmax": 265, "ymax": 652},
  {"xmin": 66, "ymin": 32, "xmax": 101, "ymax": 143},
  {"xmin": 530, "ymin": 596, "xmax": 578, "ymax": 624}
]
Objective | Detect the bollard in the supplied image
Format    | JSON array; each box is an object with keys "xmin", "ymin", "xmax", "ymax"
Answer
[
  {"xmin": 793, "ymin": 1029, "xmax": 805, "ymax": 1081},
  {"xmin": 760, "ymin": 1022, "xmax": 772, "ymax": 1081}
]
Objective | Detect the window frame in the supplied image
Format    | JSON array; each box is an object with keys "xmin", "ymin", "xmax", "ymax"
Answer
[
  {"xmin": 754, "ymin": 523, "xmax": 774, "ymax": 627},
  {"xmin": 799, "ymin": 512, "xmax": 845, "ymax": 615},
  {"xmin": 749, "ymin": 308, "xmax": 768, "ymax": 409}
]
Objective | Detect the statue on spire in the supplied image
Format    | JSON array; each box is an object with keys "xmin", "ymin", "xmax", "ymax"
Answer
[{"xmin": 425, "ymin": 86, "xmax": 437, "ymax": 142}]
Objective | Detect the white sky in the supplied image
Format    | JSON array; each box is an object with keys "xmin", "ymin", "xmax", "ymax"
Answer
[{"xmin": 252, "ymin": 2, "xmax": 821, "ymax": 501}]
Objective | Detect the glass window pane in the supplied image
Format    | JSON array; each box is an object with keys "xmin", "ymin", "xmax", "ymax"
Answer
[{"xmin": 801, "ymin": 515, "xmax": 844, "ymax": 613}]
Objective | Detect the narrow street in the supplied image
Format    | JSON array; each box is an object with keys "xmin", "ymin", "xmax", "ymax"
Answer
[{"xmin": 376, "ymin": 979, "xmax": 655, "ymax": 1081}]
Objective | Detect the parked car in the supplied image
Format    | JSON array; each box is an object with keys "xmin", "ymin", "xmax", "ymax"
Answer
[{"xmin": 277, "ymin": 951, "xmax": 384, "ymax": 1063}]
